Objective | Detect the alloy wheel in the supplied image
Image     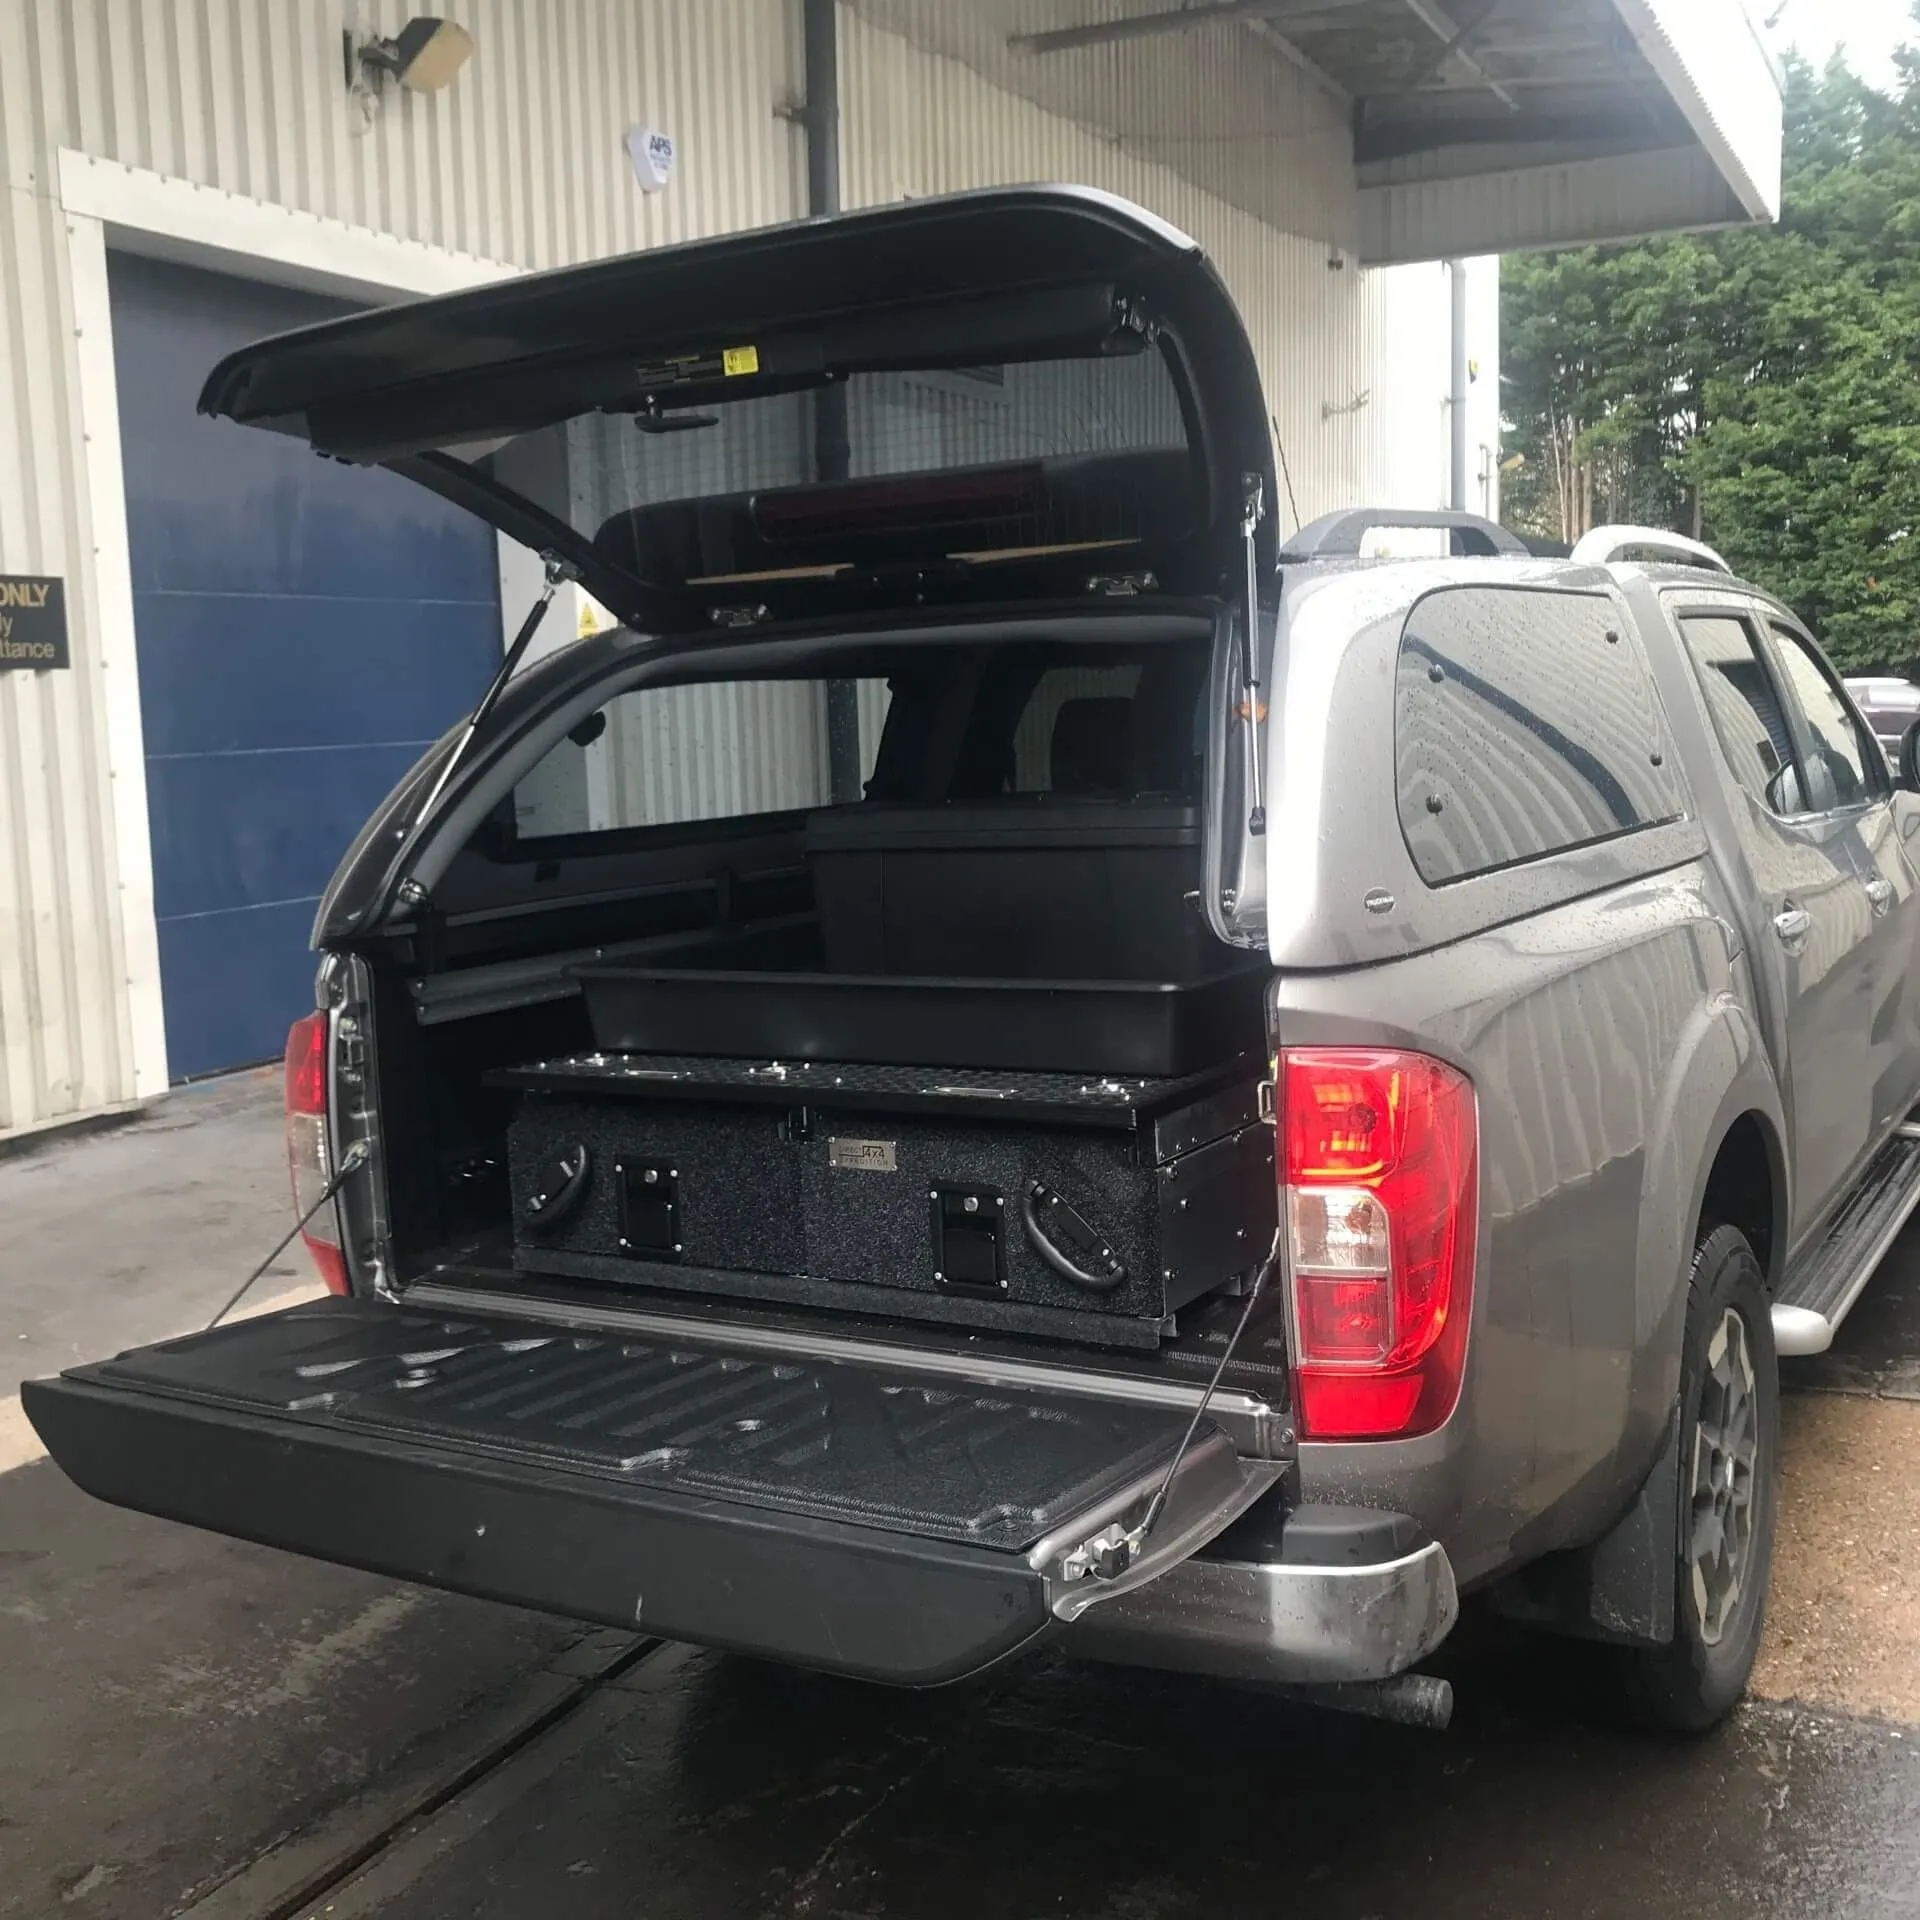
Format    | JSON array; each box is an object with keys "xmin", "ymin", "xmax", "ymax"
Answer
[{"xmin": 1688, "ymin": 1306, "xmax": 1760, "ymax": 1646}]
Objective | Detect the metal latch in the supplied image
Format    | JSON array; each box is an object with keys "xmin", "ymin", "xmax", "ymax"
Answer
[
  {"xmin": 1256, "ymin": 1077, "xmax": 1275, "ymax": 1122},
  {"xmin": 1060, "ymin": 1522, "xmax": 1140, "ymax": 1584},
  {"xmin": 335, "ymin": 1014, "xmax": 367, "ymax": 1084},
  {"xmin": 708, "ymin": 603, "xmax": 769, "ymax": 629},
  {"xmin": 1086, "ymin": 570, "xmax": 1159, "ymax": 597}
]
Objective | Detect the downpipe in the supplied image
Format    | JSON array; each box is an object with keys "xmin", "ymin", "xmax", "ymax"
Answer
[{"xmin": 1448, "ymin": 258, "xmax": 1469, "ymax": 513}]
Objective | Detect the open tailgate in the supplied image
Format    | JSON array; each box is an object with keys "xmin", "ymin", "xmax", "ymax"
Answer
[
  {"xmin": 23, "ymin": 1298, "xmax": 1280, "ymax": 1685},
  {"xmin": 195, "ymin": 186, "xmax": 1277, "ymax": 634}
]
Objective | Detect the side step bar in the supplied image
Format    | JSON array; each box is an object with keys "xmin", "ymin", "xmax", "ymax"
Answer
[{"xmin": 1773, "ymin": 1126, "xmax": 1920, "ymax": 1356}]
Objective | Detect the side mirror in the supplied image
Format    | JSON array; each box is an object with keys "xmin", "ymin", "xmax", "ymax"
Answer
[
  {"xmin": 1900, "ymin": 718, "xmax": 1920, "ymax": 792},
  {"xmin": 1765, "ymin": 759, "xmax": 1806, "ymax": 816}
]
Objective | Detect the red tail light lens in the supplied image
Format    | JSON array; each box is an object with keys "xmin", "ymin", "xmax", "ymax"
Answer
[
  {"xmin": 284, "ymin": 1014, "xmax": 349, "ymax": 1295},
  {"xmin": 1281, "ymin": 1048, "xmax": 1476, "ymax": 1440}
]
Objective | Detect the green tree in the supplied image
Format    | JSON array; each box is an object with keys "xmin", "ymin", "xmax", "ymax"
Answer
[{"xmin": 1502, "ymin": 39, "xmax": 1920, "ymax": 668}]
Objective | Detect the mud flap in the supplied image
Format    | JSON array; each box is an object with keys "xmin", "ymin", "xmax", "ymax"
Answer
[
  {"xmin": 1488, "ymin": 1403, "xmax": 1681, "ymax": 1648},
  {"xmin": 23, "ymin": 1297, "xmax": 1280, "ymax": 1685}
]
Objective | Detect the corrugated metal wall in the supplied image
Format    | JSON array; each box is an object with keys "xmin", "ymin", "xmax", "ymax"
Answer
[
  {"xmin": 837, "ymin": 9, "xmax": 1467, "ymax": 527},
  {"xmin": 0, "ymin": 0, "xmax": 805, "ymax": 1137},
  {"xmin": 0, "ymin": 0, "xmax": 1485, "ymax": 1138},
  {"xmin": 839, "ymin": 0, "xmax": 1360, "ymax": 247}
]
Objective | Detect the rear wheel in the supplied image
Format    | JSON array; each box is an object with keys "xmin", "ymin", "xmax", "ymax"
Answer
[{"xmin": 1613, "ymin": 1222, "xmax": 1779, "ymax": 1734}]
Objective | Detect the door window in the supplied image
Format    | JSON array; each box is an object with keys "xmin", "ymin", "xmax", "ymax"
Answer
[
  {"xmin": 1770, "ymin": 626, "xmax": 1886, "ymax": 811},
  {"xmin": 1678, "ymin": 615, "xmax": 1809, "ymax": 816}
]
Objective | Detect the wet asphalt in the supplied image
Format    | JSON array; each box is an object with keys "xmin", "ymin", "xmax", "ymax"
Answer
[
  {"xmin": 293, "ymin": 1638, "xmax": 1920, "ymax": 1920},
  {"xmin": 7, "ymin": 1098, "xmax": 1920, "ymax": 1917}
]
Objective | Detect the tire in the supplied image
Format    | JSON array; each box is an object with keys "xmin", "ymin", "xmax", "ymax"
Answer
[{"xmin": 1612, "ymin": 1221, "xmax": 1781, "ymax": 1734}]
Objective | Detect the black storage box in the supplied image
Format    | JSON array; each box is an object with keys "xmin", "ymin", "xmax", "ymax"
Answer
[
  {"xmin": 801, "ymin": 800, "xmax": 1220, "ymax": 980},
  {"xmin": 574, "ymin": 965, "xmax": 1266, "ymax": 1079},
  {"xmin": 495, "ymin": 1054, "xmax": 1277, "ymax": 1349},
  {"xmin": 574, "ymin": 799, "xmax": 1268, "ymax": 1079}
]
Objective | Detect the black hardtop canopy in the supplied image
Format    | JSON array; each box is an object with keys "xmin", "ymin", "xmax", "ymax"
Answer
[{"xmin": 199, "ymin": 186, "xmax": 1277, "ymax": 631}]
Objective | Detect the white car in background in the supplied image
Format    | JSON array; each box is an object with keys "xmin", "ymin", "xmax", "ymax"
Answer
[{"xmin": 1845, "ymin": 676, "xmax": 1920, "ymax": 761}]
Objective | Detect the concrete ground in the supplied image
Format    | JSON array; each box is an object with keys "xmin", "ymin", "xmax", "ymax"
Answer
[
  {"xmin": 6, "ymin": 1081, "xmax": 1920, "ymax": 1917},
  {"xmin": 0, "ymin": 1071, "xmax": 320, "ymax": 1472}
]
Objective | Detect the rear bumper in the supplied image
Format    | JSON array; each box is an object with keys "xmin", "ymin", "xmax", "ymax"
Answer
[
  {"xmin": 1063, "ymin": 1530, "xmax": 1458, "ymax": 1685},
  {"xmin": 28, "ymin": 1365, "xmax": 1448, "ymax": 1688}
]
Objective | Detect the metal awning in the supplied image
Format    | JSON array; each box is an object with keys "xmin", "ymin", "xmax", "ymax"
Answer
[{"xmin": 851, "ymin": 0, "xmax": 1783, "ymax": 263}]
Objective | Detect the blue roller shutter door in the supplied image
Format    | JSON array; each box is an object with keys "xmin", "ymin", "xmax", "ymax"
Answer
[{"xmin": 110, "ymin": 253, "xmax": 501, "ymax": 1079}]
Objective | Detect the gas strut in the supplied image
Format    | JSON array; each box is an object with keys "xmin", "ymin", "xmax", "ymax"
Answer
[
  {"xmin": 1239, "ymin": 472, "xmax": 1269, "ymax": 838},
  {"xmin": 412, "ymin": 552, "xmax": 578, "ymax": 834}
]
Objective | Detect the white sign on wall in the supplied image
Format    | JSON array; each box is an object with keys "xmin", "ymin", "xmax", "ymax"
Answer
[{"xmin": 626, "ymin": 126, "xmax": 676, "ymax": 194}]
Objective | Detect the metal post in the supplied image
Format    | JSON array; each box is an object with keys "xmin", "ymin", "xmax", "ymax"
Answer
[
  {"xmin": 1448, "ymin": 259, "xmax": 1469, "ymax": 514},
  {"xmin": 804, "ymin": 0, "xmax": 863, "ymax": 804}
]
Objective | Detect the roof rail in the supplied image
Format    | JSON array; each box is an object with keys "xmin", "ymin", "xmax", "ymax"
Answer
[
  {"xmin": 1279, "ymin": 508, "xmax": 1527, "ymax": 562},
  {"xmin": 1569, "ymin": 525, "xmax": 1731, "ymax": 573}
]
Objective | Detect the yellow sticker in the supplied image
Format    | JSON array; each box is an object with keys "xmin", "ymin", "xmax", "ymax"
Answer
[{"xmin": 722, "ymin": 345, "xmax": 760, "ymax": 377}]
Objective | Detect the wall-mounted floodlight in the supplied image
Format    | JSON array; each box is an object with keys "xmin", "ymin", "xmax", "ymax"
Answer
[{"xmin": 344, "ymin": 16, "xmax": 474, "ymax": 95}]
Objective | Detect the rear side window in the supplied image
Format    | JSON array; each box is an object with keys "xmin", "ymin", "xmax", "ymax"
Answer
[{"xmin": 1396, "ymin": 586, "xmax": 1686, "ymax": 886}]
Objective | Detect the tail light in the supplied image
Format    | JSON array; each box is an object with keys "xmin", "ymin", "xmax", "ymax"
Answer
[
  {"xmin": 1279, "ymin": 1048, "xmax": 1477, "ymax": 1440},
  {"xmin": 284, "ymin": 1013, "xmax": 349, "ymax": 1295}
]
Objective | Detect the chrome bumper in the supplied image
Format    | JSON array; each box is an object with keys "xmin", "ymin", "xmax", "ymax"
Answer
[{"xmin": 1060, "ymin": 1539, "xmax": 1459, "ymax": 1686}]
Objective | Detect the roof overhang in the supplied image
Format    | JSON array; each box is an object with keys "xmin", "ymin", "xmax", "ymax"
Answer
[
  {"xmin": 863, "ymin": 0, "xmax": 1784, "ymax": 264},
  {"xmin": 1355, "ymin": 0, "xmax": 1784, "ymax": 262}
]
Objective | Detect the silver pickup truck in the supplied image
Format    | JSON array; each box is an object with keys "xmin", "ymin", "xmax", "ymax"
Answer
[{"xmin": 28, "ymin": 188, "xmax": 1920, "ymax": 1738}]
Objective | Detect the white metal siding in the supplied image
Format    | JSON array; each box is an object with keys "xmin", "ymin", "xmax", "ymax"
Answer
[
  {"xmin": 838, "ymin": 0, "xmax": 1359, "ymax": 248},
  {"xmin": 1360, "ymin": 145, "xmax": 1746, "ymax": 265},
  {"xmin": 0, "ymin": 0, "xmax": 1489, "ymax": 1138},
  {"xmin": 0, "ymin": 0, "xmax": 803, "ymax": 1135},
  {"xmin": 838, "ymin": 9, "xmax": 1472, "ymax": 530},
  {"xmin": 16, "ymin": 1, "xmax": 803, "ymax": 262}
]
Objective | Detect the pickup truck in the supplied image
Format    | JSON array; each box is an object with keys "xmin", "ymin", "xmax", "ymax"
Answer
[{"xmin": 27, "ymin": 187, "xmax": 1920, "ymax": 1737}]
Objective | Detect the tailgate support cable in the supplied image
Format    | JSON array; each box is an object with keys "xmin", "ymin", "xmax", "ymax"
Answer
[
  {"xmin": 1095, "ymin": 1227, "xmax": 1283, "ymax": 1581},
  {"xmin": 205, "ymin": 1141, "xmax": 370, "ymax": 1331}
]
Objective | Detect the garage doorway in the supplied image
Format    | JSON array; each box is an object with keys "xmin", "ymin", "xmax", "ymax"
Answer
[{"xmin": 108, "ymin": 253, "xmax": 502, "ymax": 1080}]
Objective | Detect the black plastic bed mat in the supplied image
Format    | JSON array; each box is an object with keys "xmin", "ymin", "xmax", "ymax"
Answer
[{"xmin": 53, "ymin": 1298, "xmax": 1195, "ymax": 1554}]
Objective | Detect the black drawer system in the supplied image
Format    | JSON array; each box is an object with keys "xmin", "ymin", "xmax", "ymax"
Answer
[{"xmin": 494, "ymin": 1053, "xmax": 1277, "ymax": 1349}]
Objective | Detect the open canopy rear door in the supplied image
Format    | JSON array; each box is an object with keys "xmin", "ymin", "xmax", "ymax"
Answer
[
  {"xmin": 24, "ymin": 1297, "xmax": 1280, "ymax": 1684},
  {"xmin": 197, "ymin": 188, "xmax": 1276, "ymax": 632}
]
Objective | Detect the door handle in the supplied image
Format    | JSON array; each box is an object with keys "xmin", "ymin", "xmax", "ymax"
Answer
[
  {"xmin": 1865, "ymin": 877, "xmax": 1895, "ymax": 917},
  {"xmin": 1773, "ymin": 905, "xmax": 1812, "ymax": 954}
]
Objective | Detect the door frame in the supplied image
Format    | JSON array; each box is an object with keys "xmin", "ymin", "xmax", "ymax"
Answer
[{"xmin": 57, "ymin": 150, "xmax": 515, "ymax": 1092}]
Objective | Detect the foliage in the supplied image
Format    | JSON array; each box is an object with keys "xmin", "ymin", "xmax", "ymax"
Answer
[{"xmin": 1501, "ymin": 34, "xmax": 1920, "ymax": 668}]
